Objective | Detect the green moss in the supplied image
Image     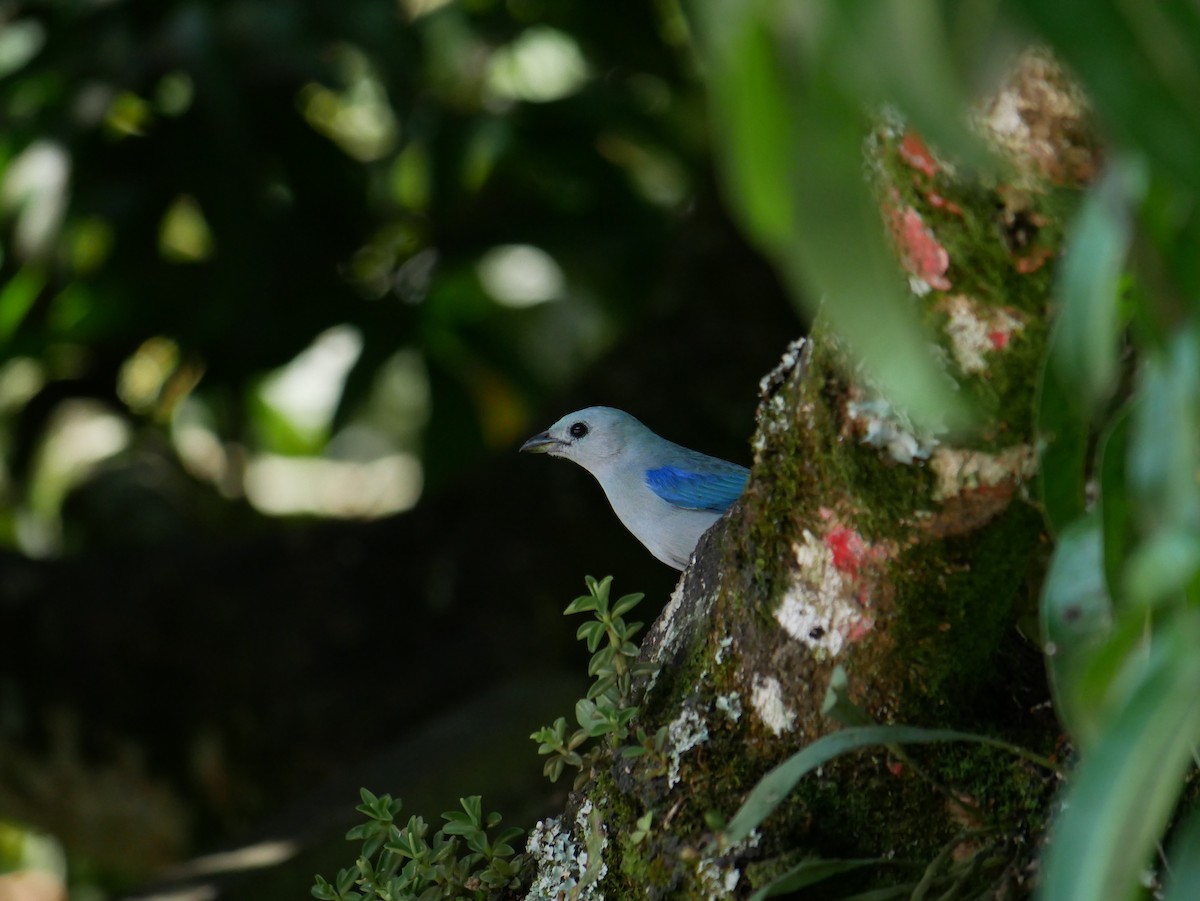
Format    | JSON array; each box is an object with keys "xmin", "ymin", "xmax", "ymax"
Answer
[{"xmin": 890, "ymin": 500, "xmax": 1045, "ymax": 720}]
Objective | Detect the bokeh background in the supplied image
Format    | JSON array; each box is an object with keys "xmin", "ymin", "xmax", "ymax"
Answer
[{"xmin": 0, "ymin": 0, "xmax": 797, "ymax": 895}]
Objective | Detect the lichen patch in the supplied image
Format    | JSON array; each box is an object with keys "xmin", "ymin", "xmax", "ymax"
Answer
[
  {"xmin": 526, "ymin": 800, "xmax": 609, "ymax": 900},
  {"xmin": 845, "ymin": 387, "xmax": 944, "ymax": 465},
  {"xmin": 886, "ymin": 202, "xmax": 951, "ymax": 294},
  {"xmin": 750, "ymin": 674, "xmax": 795, "ymax": 736},
  {"xmin": 939, "ymin": 294, "xmax": 1025, "ymax": 374},
  {"xmin": 929, "ymin": 444, "xmax": 1037, "ymax": 502},
  {"xmin": 667, "ymin": 707, "xmax": 709, "ymax": 789},
  {"xmin": 773, "ymin": 528, "xmax": 878, "ymax": 657}
]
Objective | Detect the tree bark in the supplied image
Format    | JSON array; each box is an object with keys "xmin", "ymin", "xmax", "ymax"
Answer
[{"xmin": 524, "ymin": 50, "xmax": 1096, "ymax": 900}]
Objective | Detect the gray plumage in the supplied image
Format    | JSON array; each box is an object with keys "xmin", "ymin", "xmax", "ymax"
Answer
[{"xmin": 520, "ymin": 407, "xmax": 749, "ymax": 569}]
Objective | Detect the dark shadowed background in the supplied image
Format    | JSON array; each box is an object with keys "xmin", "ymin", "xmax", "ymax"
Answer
[{"xmin": 0, "ymin": 1, "xmax": 798, "ymax": 895}]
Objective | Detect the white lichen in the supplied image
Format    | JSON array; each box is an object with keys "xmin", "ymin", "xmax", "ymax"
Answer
[
  {"xmin": 940, "ymin": 294, "xmax": 1024, "ymax": 374},
  {"xmin": 667, "ymin": 706, "xmax": 709, "ymax": 788},
  {"xmin": 773, "ymin": 530, "xmax": 873, "ymax": 658},
  {"xmin": 750, "ymin": 674, "xmax": 795, "ymax": 736},
  {"xmin": 715, "ymin": 692, "xmax": 742, "ymax": 723},
  {"xmin": 641, "ymin": 580, "xmax": 687, "ymax": 695},
  {"xmin": 713, "ymin": 635, "xmax": 734, "ymax": 665},
  {"xmin": 753, "ymin": 338, "xmax": 811, "ymax": 458},
  {"xmin": 696, "ymin": 857, "xmax": 741, "ymax": 899},
  {"xmin": 525, "ymin": 800, "xmax": 608, "ymax": 900},
  {"xmin": 929, "ymin": 444, "xmax": 1037, "ymax": 502},
  {"xmin": 846, "ymin": 396, "xmax": 940, "ymax": 465}
]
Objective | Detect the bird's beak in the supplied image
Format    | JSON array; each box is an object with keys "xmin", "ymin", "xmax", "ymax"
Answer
[{"xmin": 520, "ymin": 431, "xmax": 563, "ymax": 454}]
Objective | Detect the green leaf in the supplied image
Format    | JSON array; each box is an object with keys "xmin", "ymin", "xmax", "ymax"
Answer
[
  {"xmin": 821, "ymin": 664, "xmax": 875, "ymax": 727},
  {"xmin": 1035, "ymin": 354, "xmax": 1090, "ymax": 535},
  {"xmin": 588, "ymin": 646, "xmax": 616, "ymax": 676},
  {"xmin": 611, "ymin": 591, "xmax": 644, "ymax": 618},
  {"xmin": 749, "ymin": 857, "xmax": 891, "ymax": 901},
  {"xmin": 722, "ymin": 724, "xmax": 1050, "ymax": 845},
  {"xmin": 1096, "ymin": 405, "xmax": 1133, "ymax": 602},
  {"xmin": 690, "ymin": 0, "xmax": 968, "ymax": 435},
  {"xmin": 566, "ymin": 575, "xmax": 610, "ymax": 615},
  {"xmin": 1163, "ymin": 805, "xmax": 1200, "ymax": 901},
  {"xmin": 0, "ymin": 265, "xmax": 45, "ymax": 341},
  {"xmin": 1038, "ymin": 608, "xmax": 1200, "ymax": 901},
  {"xmin": 1050, "ymin": 158, "xmax": 1141, "ymax": 413},
  {"xmin": 1122, "ymin": 528, "xmax": 1200, "ymax": 609},
  {"xmin": 335, "ymin": 866, "xmax": 358, "ymax": 896},
  {"xmin": 457, "ymin": 795, "xmax": 482, "ymax": 825},
  {"xmin": 362, "ymin": 831, "xmax": 385, "ymax": 860},
  {"xmin": 564, "ymin": 593, "xmax": 597, "ymax": 615},
  {"xmin": 1038, "ymin": 515, "xmax": 1113, "ymax": 748},
  {"xmin": 1128, "ymin": 329, "xmax": 1200, "ymax": 537},
  {"xmin": 576, "ymin": 620, "xmax": 604, "ymax": 652}
]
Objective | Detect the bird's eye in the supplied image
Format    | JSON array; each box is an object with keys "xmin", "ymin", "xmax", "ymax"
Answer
[{"xmin": 569, "ymin": 421, "xmax": 589, "ymax": 439}]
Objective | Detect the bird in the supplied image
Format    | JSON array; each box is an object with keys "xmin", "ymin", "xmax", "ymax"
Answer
[{"xmin": 520, "ymin": 406, "xmax": 750, "ymax": 570}]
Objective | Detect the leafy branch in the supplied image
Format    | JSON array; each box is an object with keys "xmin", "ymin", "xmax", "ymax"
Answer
[
  {"xmin": 311, "ymin": 790, "xmax": 523, "ymax": 901},
  {"xmin": 531, "ymin": 575, "xmax": 658, "ymax": 787}
]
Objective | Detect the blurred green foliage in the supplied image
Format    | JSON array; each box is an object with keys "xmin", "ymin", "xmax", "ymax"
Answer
[{"xmin": 0, "ymin": 0, "xmax": 724, "ymax": 553}]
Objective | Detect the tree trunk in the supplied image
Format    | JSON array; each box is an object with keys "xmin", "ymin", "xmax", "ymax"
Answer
[{"xmin": 524, "ymin": 50, "xmax": 1096, "ymax": 900}]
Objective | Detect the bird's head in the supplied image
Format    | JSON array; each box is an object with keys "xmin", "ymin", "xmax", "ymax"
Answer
[{"xmin": 519, "ymin": 406, "xmax": 641, "ymax": 469}]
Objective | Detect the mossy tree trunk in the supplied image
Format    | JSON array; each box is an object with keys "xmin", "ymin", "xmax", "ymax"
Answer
[{"xmin": 524, "ymin": 52, "xmax": 1097, "ymax": 900}]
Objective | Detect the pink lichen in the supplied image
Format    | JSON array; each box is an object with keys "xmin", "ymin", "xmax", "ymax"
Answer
[
  {"xmin": 898, "ymin": 131, "xmax": 940, "ymax": 178},
  {"xmin": 826, "ymin": 526, "xmax": 866, "ymax": 577},
  {"xmin": 887, "ymin": 204, "xmax": 951, "ymax": 293}
]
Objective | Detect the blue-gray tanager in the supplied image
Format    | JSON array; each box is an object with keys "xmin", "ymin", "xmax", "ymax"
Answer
[{"xmin": 520, "ymin": 407, "xmax": 749, "ymax": 569}]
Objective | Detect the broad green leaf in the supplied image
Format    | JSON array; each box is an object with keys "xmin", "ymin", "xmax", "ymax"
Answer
[
  {"xmin": 1096, "ymin": 405, "xmax": 1133, "ymax": 602},
  {"xmin": 1128, "ymin": 330, "xmax": 1200, "ymax": 534},
  {"xmin": 1038, "ymin": 515, "xmax": 1113, "ymax": 747},
  {"xmin": 749, "ymin": 857, "xmax": 892, "ymax": 901},
  {"xmin": 1035, "ymin": 356, "xmax": 1090, "ymax": 534},
  {"xmin": 825, "ymin": 0, "xmax": 987, "ymax": 167},
  {"xmin": 1163, "ymin": 806, "xmax": 1200, "ymax": 901},
  {"xmin": 692, "ymin": 0, "xmax": 796, "ymax": 250},
  {"xmin": 1122, "ymin": 528, "xmax": 1200, "ymax": 609},
  {"xmin": 1071, "ymin": 611, "xmax": 1156, "ymax": 750},
  {"xmin": 1050, "ymin": 159, "xmax": 1141, "ymax": 413},
  {"xmin": 1038, "ymin": 608, "xmax": 1200, "ymax": 901},
  {"xmin": 690, "ymin": 0, "xmax": 968, "ymax": 435},
  {"xmin": 722, "ymin": 724, "xmax": 1052, "ymax": 845}
]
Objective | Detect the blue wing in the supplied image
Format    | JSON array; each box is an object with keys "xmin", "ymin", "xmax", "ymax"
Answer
[{"xmin": 644, "ymin": 462, "xmax": 749, "ymax": 513}]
